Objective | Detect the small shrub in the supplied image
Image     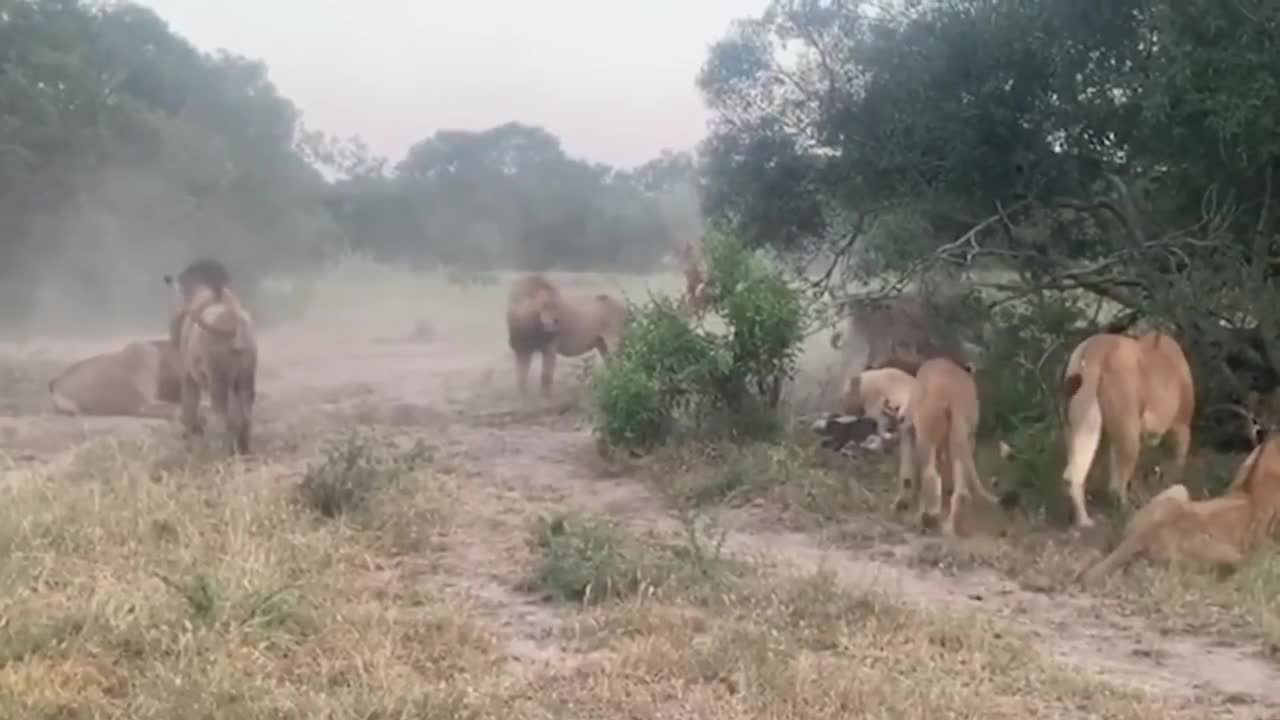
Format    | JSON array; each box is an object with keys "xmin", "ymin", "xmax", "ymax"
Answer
[
  {"xmin": 526, "ymin": 511, "xmax": 729, "ymax": 606},
  {"xmin": 298, "ymin": 431, "xmax": 431, "ymax": 519},
  {"xmin": 591, "ymin": 229, "xmax": 807, "ymax": 451},
  {"xmin": 527, "ymin": 513, "xmax": 665, "ymax": 605},
  {"xmin": 591, "ymin": 359, "xmax": 671, "ymax": 450}
]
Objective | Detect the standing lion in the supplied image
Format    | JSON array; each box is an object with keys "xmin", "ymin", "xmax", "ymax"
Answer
[
  {"xmin": 1059, "ymin": 330, "xmax": 1195, "ymax": 528},
  {"xmin": 505, "ymin": 274, "xmax": 627, "ymax": 395},
  {"xmin": 164, "ymin": 258, "xmax": 258, "ymax": 455}
]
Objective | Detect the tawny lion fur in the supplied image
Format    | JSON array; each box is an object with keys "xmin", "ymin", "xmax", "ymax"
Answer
[
  {"xmin": 49, "ymin": 339, "xmax": 182, "ymax": 418},
  {"xmin": 677, "ymin": 238, "xmax": 710, "ymax": 317},
  {"xmin": 171, "ymin": 281, "xmax": 258, "ymax": 455},
  {"xmin": 841, "ymin": 366, "xmax": 917, "ymax": 439},
  {"xmin": 1060, "ymin": 331, "xmax": 1195, "ymax": 528},
  {"xmin": 506, "ymin": 274, "xmax": 627, "ymax": 395},
  {"xmin": 1078, "ymin": 432, "xmax": 1280, "ymax": 584},
  {"xmin": 832, "ymin": 295, "xmax": 969, "ymax": 375},
  {"xmin": 895, "ymin": 357, "xmax": 1001, "ymax": 536}
]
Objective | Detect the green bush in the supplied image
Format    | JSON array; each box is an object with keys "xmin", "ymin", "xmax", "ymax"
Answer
[
  {"xmin": 975, "ymin": 293, "xmax": 1092, "ymax": 520},
  {"xmin": 591, "ymin": 230, "xmax": 807, "ymax": 451}
]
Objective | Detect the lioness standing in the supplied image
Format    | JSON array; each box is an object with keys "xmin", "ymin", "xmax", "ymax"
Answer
[
  {"xmin": 895, "ymin": 357, "xmax": 1000, "ymax": 535},
  {"xmin": 165, "ymin": 259, "xmax": 258, "ymax": 455},
  {"xmin": 1060, "ymin": 331, "xmax": 1195, "ymax": 528},
  {"xmin": 505, "ymin": 274, "xmax": 627, "ymax": 395}
]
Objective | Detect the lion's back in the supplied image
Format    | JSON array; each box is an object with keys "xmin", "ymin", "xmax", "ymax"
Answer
[{"xmin": 912, "ymin": 358, "xmax": 979, "ymax": 427}]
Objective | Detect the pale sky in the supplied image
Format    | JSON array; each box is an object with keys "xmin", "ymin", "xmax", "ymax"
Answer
[{"xmin": 138, "ymin": 0, "xmax": 769, "ymax": 169}]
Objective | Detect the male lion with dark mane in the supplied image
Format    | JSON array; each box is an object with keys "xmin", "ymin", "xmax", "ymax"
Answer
[
  {"xmin": 1077, "ymin": 430, "xmax": 1280, "ymax": 584},
  {"xmin": 48, "ymin": 339, "xmax": 182, "ymax": 418},
  {"xmin": 164, "ymin": 258, "xmax": 258, "ymax": 455},
  {"xmin": 505, "ymin": 274, "xmax": 627, "ymax": 395},
  {"xmin": 895, "ymin": 357, "xmax": 1002, "ymax": 536},
  {"xmin": 831, "ymin": 294, "xmax": 971, "ymax": 375},
  {"xmin": 1060, "ymin": 330, "xmax": 1195, "ymax": 529}
]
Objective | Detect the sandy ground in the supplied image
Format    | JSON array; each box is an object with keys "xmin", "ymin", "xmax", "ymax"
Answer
[{"xmin": 6, "ymin": 291, "xmax": 1280, "ymax": 719}]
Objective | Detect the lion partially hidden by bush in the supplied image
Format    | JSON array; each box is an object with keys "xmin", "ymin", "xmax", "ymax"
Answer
[
  {"xmin": 48, "ymin": 339, "xmax": 182, "ymax": 418},
  {"xmin": 1060, "ymin": 331, "xmax": 1195, "ymax": 529},
  {"xmin": 506, "ymin": 274, "xmax": 627, "ymax": 395},
  {"xmin": 164, "ymin": 259, "xmax": 258, "ymax": 455},
  {"xmin": 1078, "ymin": 430, "xmax": 1280, "ymax": 584},
  {"xmin": 831, "ymin": 294, "xmax": 971, "ymax": 375}
]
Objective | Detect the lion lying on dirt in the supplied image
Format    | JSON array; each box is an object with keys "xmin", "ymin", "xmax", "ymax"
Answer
[
  {"xmin": 165, "ymin": 259, "xmax": 258, "ymax": 455},
  {"xmin": 1077, "ymin": 431, "xmax": 1280, "ymax": 584},
  {"xmin": 895, "ymin": 357, "xmax": 1002, "ymax": 535},
  {"xmin": 48, "ymin": 339, "xmax": 182, "ymax": 418},
  {"xmin": 1060, "ymin": 331, "xmax": 1195, "ymax": 528},
  {"xmin": 831, "ymin": 294, "xmax": 970, "ymax": 375},
  {"xmin": 506, "ymin": 274, "xmax": 628, "ymax": 395}
]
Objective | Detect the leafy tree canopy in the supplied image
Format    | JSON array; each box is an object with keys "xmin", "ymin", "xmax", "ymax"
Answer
[{"xmin": 698, "ymin": 0, "xmax": 1280, "ymax": 435}]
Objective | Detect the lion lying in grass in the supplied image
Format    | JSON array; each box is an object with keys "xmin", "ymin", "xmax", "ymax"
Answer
[
  {"xmin": 506, "ymin": 274, "xmax": 627, "ymax": 395},
  {"xmin": 48, "ymin": 339, "xmax": 181, "ymax": 418},
  {"xmin": 1078, "ymin": 431, "xmax": 1280, "ymax": 584},
  {"xmin": 1060, "ymin": 330, "xmax": 1195, "ymax": 528}
]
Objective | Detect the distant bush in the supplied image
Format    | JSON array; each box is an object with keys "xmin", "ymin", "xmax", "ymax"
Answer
[
  {"xmin": 298, "ymin": 432, "xmax": 431, "ymax": 519},
  {"xmin": 591, "ymin": 230, "xmax": 807, "ymax": 450}
]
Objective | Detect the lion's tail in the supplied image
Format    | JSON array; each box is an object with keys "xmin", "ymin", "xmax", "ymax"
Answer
[
  {"xmin": 945, "ymin": 401, "xmax": 984, "ymax": 503},
  {"xmin": 1061, "ymin": 342, "xmax": 1105, "ymax": 490}
]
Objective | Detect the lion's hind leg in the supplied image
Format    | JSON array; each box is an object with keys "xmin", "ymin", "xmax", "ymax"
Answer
[
  {"xmin": 915, "ymin": 420, "xmax": 946, "ymax": 532},
  {"xmin": 1099, "ymin": 374, "xmax": 1142, "ymax": 508},
  {"xmin": 180, "ymin": 374, "xmax": 204, "ymax": 438},
  {"xmin": 892, "ymin": 420, "xmax": 918, "ymax": 513},
  {"xmin": 227, "ymin": 373, "xmax": 254, "ymax": 455},
  {"xmin": 539, "ymin": 346, "xmax": 557, "ymax": 394},
  {"xmin": 1159, "ymin": 421, "xmax": 1192, "ymax": 489}
]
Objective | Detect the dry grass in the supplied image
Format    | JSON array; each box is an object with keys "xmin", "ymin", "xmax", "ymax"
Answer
[
  {"xmin": 0, "ymin": 424, "xmax": 1216, "ymax": 719},
  {"xmin": 520, "ymin": 514, "xmax": 1201, "ymax": 719},
  {"xmin": 0, "ymin": 431, "xmax": 496, "ymax": 719},
  {"xmin": 644, "ymin": 434, "xmax": 1280, "ymax": 653}
]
